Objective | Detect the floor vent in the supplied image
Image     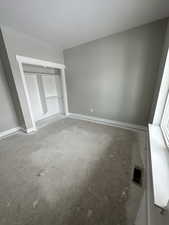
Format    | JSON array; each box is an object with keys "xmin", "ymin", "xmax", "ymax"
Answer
[{"xmin": 132, "ymin": 166, "xmax": 142, "ymax": 186}]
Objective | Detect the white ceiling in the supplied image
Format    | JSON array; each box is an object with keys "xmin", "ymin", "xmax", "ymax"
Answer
[{"xmin": 0, "ymin": 0, "xmax": 169, "ymax": 49}]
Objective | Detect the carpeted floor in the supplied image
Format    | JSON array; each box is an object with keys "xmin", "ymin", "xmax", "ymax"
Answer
[{"xmin": 0, "ymin": 118, "xmax": 146, "ymax": 225}]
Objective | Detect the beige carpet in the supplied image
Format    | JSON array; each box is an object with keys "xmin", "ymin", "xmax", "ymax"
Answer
[{"xmin": 0, "ymin": 118, "xmax": 146, "ymax": 225}]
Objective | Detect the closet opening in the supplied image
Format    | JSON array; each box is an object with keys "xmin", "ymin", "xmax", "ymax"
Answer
[
  {"xmin": 16, "ymin": 55, "xmax": 68, "ymax": 133},
  {"xmin": 23, "ymin": 64, "xmax": 64, "ymax": 127}
]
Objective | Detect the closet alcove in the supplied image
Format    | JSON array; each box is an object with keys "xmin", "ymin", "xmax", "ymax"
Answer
[{"xmin": 23, "ymin": 64, "xmax": 64, "ymax": 124}]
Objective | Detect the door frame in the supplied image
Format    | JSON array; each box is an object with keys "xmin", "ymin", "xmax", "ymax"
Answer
[{"xmin": 16, "ymin": 55, "xmax": 68, "ymax": 133}]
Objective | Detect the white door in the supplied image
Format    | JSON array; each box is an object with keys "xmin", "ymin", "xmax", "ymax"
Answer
[
  {"xmin": 25, "ymin": 74, "xmax": 43, "ymax": 121},
  {"xmin": 42, "ymin": 75, "xmax": 63, "ymax": 116}
]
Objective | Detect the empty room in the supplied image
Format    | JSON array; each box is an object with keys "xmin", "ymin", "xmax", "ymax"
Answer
[{"xmin": 0, "ymin": 1, "xmax": 169, "ymax": 225}]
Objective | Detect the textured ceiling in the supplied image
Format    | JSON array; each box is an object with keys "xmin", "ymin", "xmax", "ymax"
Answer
[{"xmin": 0, "ymin": 0, "xmax": 169, "ymax": 49}]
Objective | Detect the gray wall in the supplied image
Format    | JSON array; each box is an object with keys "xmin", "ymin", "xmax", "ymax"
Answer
[
  {"xmin": 64, "ymin": 19, "xmax": 167, "ymax": 126},
  {"xmin": 0, "ymin": 25, "xmax": 64, "ymax": 130},
  {"xmin": 0, "ymin": 56, "xmax": 19, "ymax": 132}
]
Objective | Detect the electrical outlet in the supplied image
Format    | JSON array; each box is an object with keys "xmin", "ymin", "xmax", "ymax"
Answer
[{"xmin": 90, "ymin": 108, "xmax": 94, "ymax": 113}]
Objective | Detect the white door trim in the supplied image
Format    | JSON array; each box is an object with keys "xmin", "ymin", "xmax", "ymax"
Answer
[{"xmin": 16, "ymin": 55, "xmax": 68, "ymax": 133}]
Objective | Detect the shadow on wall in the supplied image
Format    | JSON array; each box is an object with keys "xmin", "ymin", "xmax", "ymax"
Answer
[{"xmin": 118, "ymin": 30, "xmax": 162, "ymax": 125}]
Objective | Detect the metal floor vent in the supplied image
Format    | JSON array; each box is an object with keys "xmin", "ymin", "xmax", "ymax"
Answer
[{"xmin": 132, "ymin": 166, "xmax": 142, "ymax": 186}]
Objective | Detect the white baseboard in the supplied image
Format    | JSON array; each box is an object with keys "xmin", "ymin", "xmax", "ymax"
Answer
[
  {"xmin": 0, "ymin": 127, "xmax": 21, "ymax": 139},
  {"xmin": 68, "ymin": 113, "xmax": 147, "ymax": 132},
  {"xmin": 0, "ymin": 125, "xmax": 37, "ymax": 139},
  {"xmin": 24, "ymin": 127, "xmax": 37, "ymax": 134},
  {"xmin": 0, "ymin": 114, "xmax": 146, "ymax": 140}
]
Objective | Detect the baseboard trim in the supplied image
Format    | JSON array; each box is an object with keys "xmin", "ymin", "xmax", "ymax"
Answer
[
  {"xmin": 0, "ymin": 125, "xmax": 37, "ymax": 139},
  {"xmin": 0, "ymin": 127, "xmax": 21, "ymax": 139},
  {"xmin": 0, "ymin": 114, "xmax": 146, "ymax": 140},
  {"xmin": 68, "ymin": 113, "xmax": 147, "ymax": 132}
]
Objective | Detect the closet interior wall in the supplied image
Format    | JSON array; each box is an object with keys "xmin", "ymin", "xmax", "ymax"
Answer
[{"xmin": 23, "ymin": 64, "xmax": 63, "ymax": 122}]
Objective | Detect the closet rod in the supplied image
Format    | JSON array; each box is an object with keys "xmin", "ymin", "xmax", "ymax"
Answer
[{"xmin": 24, "ymin": 71, "xmax": 59, "ymax": 76}]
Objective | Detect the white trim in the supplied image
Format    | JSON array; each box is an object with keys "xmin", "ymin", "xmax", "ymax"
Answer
[
  {"xmin": 24, "ymin": 127, "xmax": 37, "ymax": 134},
  {"xmin": 148, "ymin": 124, "xmax": 169, "ymax": 208},
  {"xmin": 0, "ymin": 127, "xmax": 21, "ymax": 139},
  {"xmin": 153, "ymin": 49, "xmax": 169, "ymax": 125},
  {"xmin": 68, "ymin": 113, "xmax": 147, "ymax": 132},
  {"xmin": 61, "ymin": 69, "xmax": 69, "ymax": 115},
  {"xmin": 161, "ymin": 91, "xmax": 169, "ymax": 147},
  {"xmin": 146, "ymin": 137, "xmax": 152, "ymax": 225},
  {"xmin": 16, "ymin": 55, "xmax": 65, "ymax": 69},
  {"xmin": 16, "ymin": 55, "xmax": 68, "ymax": 132},
  {"xmin": 17, "ymin": 58, "xmax": 36, "ymax": 131}
]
